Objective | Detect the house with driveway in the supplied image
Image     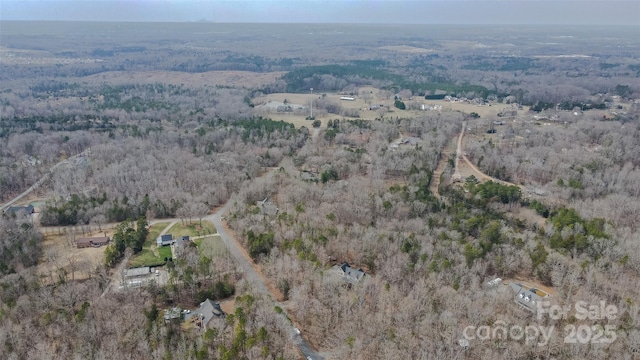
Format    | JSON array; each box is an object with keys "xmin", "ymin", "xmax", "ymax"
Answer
[
  {"xmin": 174, "ymin": 236, "xmax": 191, "ymax": 257},
  {"xmin": 157, "ymin": 234, "xmax": 174, "ymax": 246},
  {"xmin": 191, "ymin": 299, "xmax": 224, "ymax": 330},
  {"xmin": 509, "ymin": 282, "xmax": 550, "ymax": 312}
]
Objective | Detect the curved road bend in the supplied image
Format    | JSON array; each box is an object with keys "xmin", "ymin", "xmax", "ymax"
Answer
[
  {"xmin": 208, "ymin": 202, "xmax": 323, "ymax": 360},
  {"xmin": 456, "ymin": 121, "xmax": 519, "ymax": 188}
]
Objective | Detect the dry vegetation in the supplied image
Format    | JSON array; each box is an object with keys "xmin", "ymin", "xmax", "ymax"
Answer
[
  {"xmin": 37, "ymin": 231, "xmax": 111, "ymax": 284},
  {"xmin": 1, "ymin": 21, "xmax": 640, "ymax": 360},
  {"xmin": 84, "ymin": 70, "xmax": 286, "ymax": 88}
]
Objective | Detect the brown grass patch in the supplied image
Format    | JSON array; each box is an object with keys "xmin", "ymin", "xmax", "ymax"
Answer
[
  {"xmin": 220, "ymin": 299, "xmax": 236, "ymax": 314},
  {"xmin": 37, "ymin": 228, "xmax": 114, "ymax": 284}
]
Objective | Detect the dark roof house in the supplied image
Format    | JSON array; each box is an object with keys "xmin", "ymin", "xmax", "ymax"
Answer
[
  {"xmin": 157, "ymin": 234, "xmax": 174, "ymax": 246},
  {"xmin": 76, "ymin": 238, "xmax": 93, "ymax": 248}
]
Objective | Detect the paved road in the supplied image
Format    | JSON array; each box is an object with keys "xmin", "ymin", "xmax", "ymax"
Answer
[
  {"xmin": 208, "ymin": 202, "xmax": 323, "ymax": 360},
  {"xmin": 25, "ymin": 154, "xmax": 322, "ymax": 358},
  {"xmin": 91, "ymin": 200, "xmax": 323, "ymax": 359}
]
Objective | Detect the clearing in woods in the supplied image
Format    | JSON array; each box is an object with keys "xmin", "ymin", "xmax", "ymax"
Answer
[
  {"xmin": 166, "ymin": 220, "xmax": 216, "ymax": 239},
  {"xmin": 253, "ymin": 91, "xmax": 529, "ymax": 128},
  {"xmin": 129, "ymin": 222, "xmax": 172, "ymax": 268},
  {"xmin": 37, "ymin": 228, "xmax": 115, "ymax": 284}
]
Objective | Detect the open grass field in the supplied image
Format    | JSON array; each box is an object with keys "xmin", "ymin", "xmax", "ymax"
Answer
[
  {"xmin": 128, "ymin": 222, "xmax": 171, "ymax": 267},
  {"xmin": 196, "ymin": 235, "xmax": 227, "ymax": 258},
  {"xmin": 253, "ymin": 91, "xmax": 394, "ymax": 128},
  {"xmin": 167, "ymin": 220, "xmax": 216, "ymax": 238},
  {"xmin": 423, "ymin": 99, "xmax": 529, "ymax": 118},
  {"xmin": 253, "ymin": 89, "xmax": 530, "ymax": 128}
]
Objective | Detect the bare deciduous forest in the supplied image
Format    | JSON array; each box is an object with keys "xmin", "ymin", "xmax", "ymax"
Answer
[{"xmin": 1, "ymin": 21, "xmax": 639, "ymax": 359}]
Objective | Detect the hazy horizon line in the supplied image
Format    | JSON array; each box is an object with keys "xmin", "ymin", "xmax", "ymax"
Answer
[
  {"xmin": 2, "ymin": 0, "xmax": 638, "ymax": 26},
  {"xmin": 1, "ymin": 19, "xmax": 638, "ymax": 27}
]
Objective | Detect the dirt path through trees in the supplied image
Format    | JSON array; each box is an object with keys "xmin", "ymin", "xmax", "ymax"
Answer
[
  {"xmin": 0, "ymin": 148, "xmax": 91, "ymax": 211},
  {"xmin": 452, "ymin": 121, "xmax": 465, "ymax": 181},
  {"xmin": 430, "ymin": 135, "xmax": 458, "ymax": 199},
  {"xmin": 208, "ymin": 201, "xmax": 324, "ymax": 360},
  {"xmin": 456, "ymin": 121, "xmax": 519, "ymax": 187}
]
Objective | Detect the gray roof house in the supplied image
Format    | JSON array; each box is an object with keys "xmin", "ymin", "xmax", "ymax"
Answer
[
  {"xmin": 174, "ymin": 236, "xmax": 191, "ymax": 257},
  {"xmin": 5, "ymin": 205, "xmax": 35, "ymax": 216},
  {"xmin": 175, "ymin": 235, "xmax": 190, "ymax": 247},
  {"xmin": 256, "ymin": 198, "xmax": 279, "ymax": 216},
  {"xmin": 300, "ymin": 171, "xmax": 318, "ymax": 182},
  {"xmin": 339, "ymin": 263, "xmax": 366, "ymax": 282},
  {"xmin": 509, "ymin": 283, "xmax": 548, "ymax": 312},
  {"xmin": 157, "ymin": 234, "xmax": 174, "ymax": 246},
  {"xmin": 195, "ymin": 299, "xmax": 224, "ymax": 329},
  {"xmin": 401, "ymin": 137, "xmax": 421, "ymax": 146},
  {"xmin": 125, "ymin": 267, "xmax": 150, "ymax": 278}
]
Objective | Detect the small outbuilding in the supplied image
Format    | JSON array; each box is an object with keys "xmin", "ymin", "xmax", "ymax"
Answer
[
  {"xmin": 125, "ymin": 267, "xmax": 150, "ymax": 278},
  {"xmin": 163, "ymin": 307, "xmax": 182, "ymax": 323}
]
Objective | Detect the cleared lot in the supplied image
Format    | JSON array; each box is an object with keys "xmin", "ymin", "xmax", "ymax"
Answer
[
  {"xmin": 253, "ymin": 90, "xmax": 529, "ymax": 128},
  {"xmin": 37, "ymin": 229, "xmax": 113, "ymax": 284}
]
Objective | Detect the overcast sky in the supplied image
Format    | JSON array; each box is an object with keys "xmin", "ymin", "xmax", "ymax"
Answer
[{"xmin": 1, "ymin": 0, "xmax": 639, "ymax": 25}]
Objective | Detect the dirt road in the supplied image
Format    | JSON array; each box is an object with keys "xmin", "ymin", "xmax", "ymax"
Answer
[
  {"xmin": 452, "ymin": 121, "xmax": 465, "ymax": 181},
  {"xmin": 0, "ymin": 149, "xmax": 91, "ymax": 212},
  {"xmin": 312, "ymin": 127, "xmax": 320, "ymax": 143},
  {"xmin": 429, "ymin": 133, "xmax": 459, "ymax": 199},
  {"xmin": 454, "ymin": 121, "xmax": 519, "ymax": 187}
]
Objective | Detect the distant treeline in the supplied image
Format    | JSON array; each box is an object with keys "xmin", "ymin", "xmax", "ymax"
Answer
[{"xmin": 280, "ymin": 64, "xmax": 493, "ymax": 98}]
